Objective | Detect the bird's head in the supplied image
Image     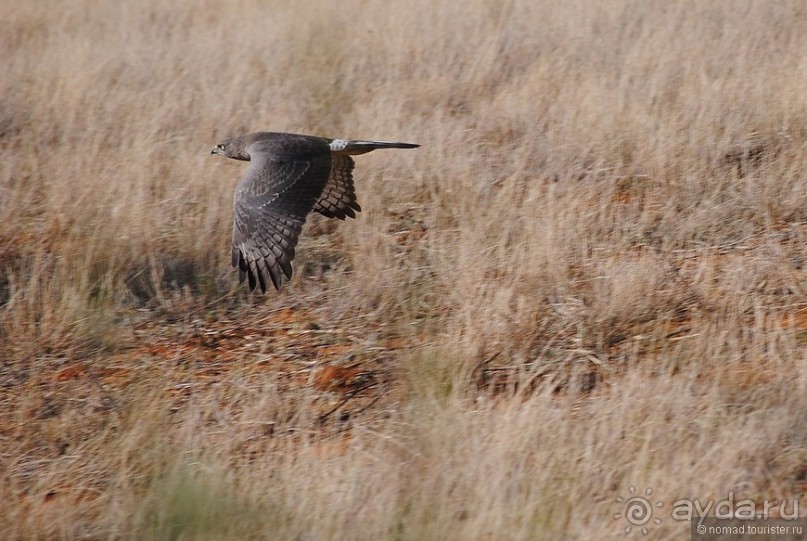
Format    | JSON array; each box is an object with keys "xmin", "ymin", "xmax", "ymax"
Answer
[{"xmin": 210, "ymin": 136, "xmax": 250, "ymax": 161}]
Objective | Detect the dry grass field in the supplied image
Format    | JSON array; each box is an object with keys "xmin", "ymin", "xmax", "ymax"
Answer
[{"xmin": 2, "ymin": 0, "xmax": 806, "ymax": 539}]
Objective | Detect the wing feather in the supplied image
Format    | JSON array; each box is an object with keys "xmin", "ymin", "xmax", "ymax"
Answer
[
  {"xmin": 314, "ymin": 154, "xmax": 361, "ymax": 220},
  {"xmin": 231, "ymin": 135, "xmax": 332, "ymax": 292}
]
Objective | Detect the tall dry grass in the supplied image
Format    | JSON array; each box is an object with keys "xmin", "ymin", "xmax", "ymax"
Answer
[{"xmin": 1, "ymin": 0, "xmax": 806, "ymax": 539}]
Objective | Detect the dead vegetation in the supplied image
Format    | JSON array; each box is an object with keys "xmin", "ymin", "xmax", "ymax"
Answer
[{"xmin": 1, "ymin": 0, "xmax": 806, "ymax": 539}]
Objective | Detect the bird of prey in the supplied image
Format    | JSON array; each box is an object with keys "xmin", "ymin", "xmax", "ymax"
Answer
[{"xmin": 211, "ymin": 131, "xmax": 419, "ymax": 293}]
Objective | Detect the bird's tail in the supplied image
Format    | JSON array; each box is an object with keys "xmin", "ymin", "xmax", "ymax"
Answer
[{"xmin": 330, "ymin": 139, "xmax": 420, "ymax": 155}]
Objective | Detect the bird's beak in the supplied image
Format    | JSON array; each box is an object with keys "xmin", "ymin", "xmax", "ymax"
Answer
[{"xmin": 211, "ymin": 146, "xmax": 222, "ymax": 155}]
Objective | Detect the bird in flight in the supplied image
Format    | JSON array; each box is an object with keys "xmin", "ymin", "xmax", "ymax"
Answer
[{"xmin": 211, "ymin": 131, "xmax": 419, "ymax": 293}]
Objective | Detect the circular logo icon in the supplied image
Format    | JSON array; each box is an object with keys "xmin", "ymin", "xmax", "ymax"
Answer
[{"xmin": 614, "ymin": 486, "xmax": 663, "ymax": 535}]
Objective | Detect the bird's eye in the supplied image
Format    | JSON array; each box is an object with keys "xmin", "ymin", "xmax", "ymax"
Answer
[{"xmin": 218, "ymin": 144, "xmax": 226, "ymax": 150}]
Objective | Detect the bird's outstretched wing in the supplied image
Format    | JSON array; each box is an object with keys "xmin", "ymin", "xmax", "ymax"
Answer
[
  {"xmin": 231, "ymin": 137, "xmax": 332, "ymax": 292},
  {"xmin": 313, "ymin": 154, "xmax": 361, "ymax": 220}
]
